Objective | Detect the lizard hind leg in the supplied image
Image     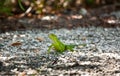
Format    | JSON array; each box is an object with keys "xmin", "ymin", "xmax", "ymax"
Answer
[{"xmin": 65, "ymin": 45, "xmax": 75, "ymax": 52}]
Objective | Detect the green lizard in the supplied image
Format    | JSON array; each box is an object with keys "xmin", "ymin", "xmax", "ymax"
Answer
[{"xmin": 48, "ymin": 33, "xmax": 75, "ymax": 53}]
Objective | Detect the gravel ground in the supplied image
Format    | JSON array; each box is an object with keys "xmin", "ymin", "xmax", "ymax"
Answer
[{"xmin": 0, "ymin": 27, "xmax": 120, "ymax": 75}]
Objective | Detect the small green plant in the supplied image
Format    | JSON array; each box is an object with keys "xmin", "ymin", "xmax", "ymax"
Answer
[
  {"xmin": 18, "ymin": 0, "xmax": 25, "ymax": 11},
  {"xmin": 0, "ymin": 0, "xmax": 25, "ymax": 16},
  {"xmin": 48, "ymin": 33, "xmax": 75, "ymax": 54},
  {"xmin": 0, "ymin": 0, "xmax": 12, "ymax": 15}
]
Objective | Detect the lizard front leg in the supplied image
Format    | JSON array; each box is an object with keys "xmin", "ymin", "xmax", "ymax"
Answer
[{"xmin": 47, "ymin": 44, "xmax": 53, "ymax": 53}]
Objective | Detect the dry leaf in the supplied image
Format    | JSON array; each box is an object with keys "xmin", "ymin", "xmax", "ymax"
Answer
[
  {"xmin": 11, "ymin": 41, "xmax": 22, "ymax": 46},
  {"xmin": 81, "ymin": 37, "xmax": 86, "ymax": 40},
  {"xmin": 33, "ymin": 49, "xmax": 39, "ymax": 53},
  {"xmin": 18, "ymin": 72, "xmax": 26, "ymax": 76},
  {"xmin": 71, "ymin": 15, "xmax": 83, "ymax": 19},
  {"xmin": 36, "ymin": 37, "xmax": 44, "ymax": 42},
  {"xmin": 26, "ymin": 68, "xmax": 37, "ymax": 75}
]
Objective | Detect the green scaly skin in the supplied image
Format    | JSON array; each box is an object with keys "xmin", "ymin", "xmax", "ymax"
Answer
[{"xmin": 48, "ymin": 34, "xmax": 75, "ymax": 53}]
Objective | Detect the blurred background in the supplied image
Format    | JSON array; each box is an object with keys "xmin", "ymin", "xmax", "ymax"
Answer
[
  {"xmin": 0, "ymin": 0, "xmax": 120, "ymax": 33},
  {"xmin": 0, "ymin": 0, "xmax": 120, "ymax": 17}
]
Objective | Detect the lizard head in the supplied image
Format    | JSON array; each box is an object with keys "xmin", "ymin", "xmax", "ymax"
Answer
[{"xmin": 48, "ymin": 33, "xmax": 58, "ymax": 40}]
